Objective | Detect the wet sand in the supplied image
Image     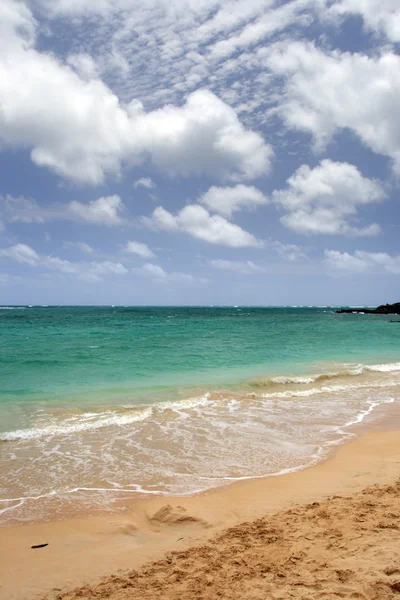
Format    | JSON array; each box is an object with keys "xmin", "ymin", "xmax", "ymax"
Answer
[{"xmin": 1, "ymin": 427, "xmax": 400, "ymax": 600}]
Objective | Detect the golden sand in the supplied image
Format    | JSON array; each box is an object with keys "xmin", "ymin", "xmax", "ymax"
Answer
[
  {"xmin": 53, "ymin": 478, "xmax": 400, "ymax": 600},
  {"xmin": 1, "ymin": 428, "xmax": 400, "ymax": 600}
]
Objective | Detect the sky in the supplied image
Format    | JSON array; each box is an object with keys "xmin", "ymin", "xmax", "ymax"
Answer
[{"xmin": 0, "ymin": 0, "xmax": 399, "ymax": 305}]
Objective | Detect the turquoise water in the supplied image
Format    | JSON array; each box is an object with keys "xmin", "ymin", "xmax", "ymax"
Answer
[
  {"xmin": 1, "ymin": 306, "xmax": 399, "ymax": 523},
  {"xmin": 1, "ymin": 306, "xmax": 399, "ymax": 411}
]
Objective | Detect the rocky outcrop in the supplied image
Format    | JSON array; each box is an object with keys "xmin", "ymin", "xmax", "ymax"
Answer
[{"xmin": 336, "ymin": 302, "xmax": 400, "ymax": 315}]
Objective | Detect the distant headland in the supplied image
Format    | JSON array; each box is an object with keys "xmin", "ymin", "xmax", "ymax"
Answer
[{"xmin": 336, "ymin": 302, "xmax": 400, "ymax": 315}]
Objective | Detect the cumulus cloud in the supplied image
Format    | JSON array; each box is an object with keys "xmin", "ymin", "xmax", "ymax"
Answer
[
  {"xmin": 124, "ymin": 241, "xmax": 155, "ymax": 258},
  {"xmin": 210, "ymin": 259, "xmax": 264, "ymax": 274},
  {"xmin": 0, "ymin": 2, "xmax": 272, "ymax": 184},
  {"xmin": 0, "ymin": 243, "xmax": 128, "ymax": 281},
  {"xmin": 30, "ymin": 0, "xmax": 314, "ymax": 120},
  {"xmin": 272, "ymin": 160, "xmax": 384, "ymax": 236},
  {"xmin": 134, "ymin": 90, "xmax": 272, "ymax": 181},
  {"xmin": 0, "ymin": 0, "xmax": 35, "ymax": 49},
  {"xmin": 1, "ymin": 194, "xmax": 125, "ymax": 226},
  {"xmin": 200, "ymin": 184, "xmax": 268, "ymax": 217},
  {"xmin": 67, "ymin": 53, "xmax": 99, "ymax": 79},
  {"xmin": 69, "ymin": 196, "xmax": 124, "ymax": 225},
  {"xmin": 325, "ymin": 250, "xmax": 400, "ymax": 274},
  {"xmin": 329, "ymin": 0, "xmax": 400, "ymax": 42},
  {"xmin": 266, "ymin": 41, "xmax": 400, "ymax": 174},
  {"xmin": 145, "ymin": 205, "xmax": 262, "ymax": 247},
  {"xmin": 133, "ymin": 177, "xmax": 156, "ymax": 189}
]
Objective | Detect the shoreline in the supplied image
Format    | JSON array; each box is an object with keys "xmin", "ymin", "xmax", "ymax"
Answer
[
  {"xmin": 1, "ymin": 380, "xmax": 399, "ymax": 527},
  {"xmin": 1, "ymin": 359, "xmax": 399, "ymax": 525},
  {"xmin": 1, "ymin": 423, "xmax": 400, "ymax": 600}
]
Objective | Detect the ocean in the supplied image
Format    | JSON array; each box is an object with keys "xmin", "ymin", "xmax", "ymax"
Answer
[{"xmin": 0, "ymin": 305, "xmax": 399, "ymax": 524}]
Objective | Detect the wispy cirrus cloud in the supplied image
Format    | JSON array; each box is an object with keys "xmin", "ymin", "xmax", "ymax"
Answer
[
  {"xmin": 1, "ymin": 194, "xmax": 126, "ymax": 226},
  {"xmin": 0, "ymin": 243, "xmax": 128, "ymax": 282},
  {"xmin": 135, "ymin": 262, "xmax": 206, "ymax": 283},
  {"xmin": 123, "ymin": 241, "xmax": 155, "ymax": 258},
  {"xmin": 209, "ymin": 259, "xmax": 265, "ymax": 274},
  {"xmin": 0, "ymin": 0, "xmax": 399, "ymax": 304},
  {"xmin": 133, "ymin": 177, "xmax": 156, "ymax": 190},
  {"xmin": 24, "ymin": 0, "xmax": 316, "ymax": 131},
  {"xmin": 64, "ymin": 241, "xmax": 95, "ymax": 255},
  {"xmin": 0, "ymin": 2, "xmax": 273, "ymax": 185},
  {"xmin": 325, "ymin": 250, "xmax": 400, "ymax": 275}
]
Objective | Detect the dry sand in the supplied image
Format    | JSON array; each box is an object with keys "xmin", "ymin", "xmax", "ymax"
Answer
[
  {"xmin": 1, "ymin": 429, "xmax": 400, "ymax": 600},
  {"xmin": 52, "ymin": 478, "xmax": 400, "ymax": 600}
]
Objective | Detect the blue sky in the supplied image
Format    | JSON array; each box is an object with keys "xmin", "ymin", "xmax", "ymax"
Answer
[{"xmin": 0, "ymin": 0, "xmax": 399, "ymax": 305}]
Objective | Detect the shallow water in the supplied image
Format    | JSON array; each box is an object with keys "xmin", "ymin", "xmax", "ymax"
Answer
[{"xmin": 1, "ymin": 306, "xmax": 399, "ymax": 523}]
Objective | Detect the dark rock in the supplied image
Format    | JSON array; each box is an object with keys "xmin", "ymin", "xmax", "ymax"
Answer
[{"xmin": 336, "ymin": 303, "xmax": 400, "ymax": 315}]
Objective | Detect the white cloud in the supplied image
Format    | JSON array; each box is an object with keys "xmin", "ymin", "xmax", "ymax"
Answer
[
  {"xmin": 31, "ymin": 0, "xmax": 313, "ymax": 120},
  {"xmin": 146, "ymin": 205, "xmax": 262, "ymax": 247},
  {"xmin": 324, "ymin": 250, "xmax": 369, "ymax": 273},
  {"xmin": 1, "ymin": 194, "xmax": 126, "ymax": 226},
  {"xmin": 135, "ymin": 262, "xmax": 203, "ymax": 283},
  {"xmin": 67, "ymin": 53, "xmax": 99, "ymax": 79},
  {"xmin": 0, "ymin": 243, "xmax": 128, "ymax": 281},
  {"xmin": 64, "ymin": 241, "xmax": 95, "ymax": 254},
  {"xmin": 0, "ymin": 3, "xmax": 272, "ymax": 185},
  {"xmin": 44, "ymin": 256, "xmax": 80, "ymax": 275},
  {"xmin": 209, "ymin": 0, "xmax": 311, "ymax": 60},
  {"xmin": 329, "ymin": 0, "xmax": 400, "ymax": 42},
  {"xmin": 1, "ymin": 0, "xmax": 35, "ymax": 50},
  {"xmin": 124, "ymin": 241, "xmax": 155, "ymax": 258},
  {"xmin": 210, "ymin": 259, "xmax": 264, "ymax": 274},
  {"xmin": 200, "ymin": 184, "xmax": 268, "ymax": 217},
  {"xmin": 270, "ymin": 241, "xmax": 307, "ymax": 261},
  {"xmin": 88, "ymin": 260, "xmax": 128, "ymax": 277},
  {"xmin": 134, "ymin": 90, "xmax": 272, "ymax": 181},
  {"xmin": 147, "ymin": 207, "xmax": 179, "ymax": 232},
  {"xmin": 35, "ymin": 0, "xmax": 266, "ymax": 19},
  {"xmin": 1, "ymin": 195, "xmax": 48, "ymax": 224},
  {"xmin": 266, "ymin": 41, "xmax": 400, "ymax": 174},
  {"xmin": 69, "ymin": 195, "xmax": 124, "ymax": 225},
  {"xmin": 272, "ymin": 160, "xmax": 384, "ymax": 236},
  {"xmin": 136, "ymin": 262, "xmax": 167, "ymax": 279},
  {"xmin": 0, "ymin": 273, "xmax": 22, "ymax": 284},
  {"xmin": 325, "ymin": 250, "xmax": 400, "ymax": 274},
  {"xmin": 133, "ymin": 177, "xmax": 155, "ymax": 189},
  {"xmin": 0, "ymin": 243, "xmax": 40, "ymax": 266}
]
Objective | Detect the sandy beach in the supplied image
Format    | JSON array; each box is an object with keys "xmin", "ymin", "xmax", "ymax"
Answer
[
  {"xmin": 1, "ymin": 424, "xmax": 400, "ymax": 600},
  {"xmin": 2, "ymin": 0, "xmax": 400, "ymax": 594}
]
